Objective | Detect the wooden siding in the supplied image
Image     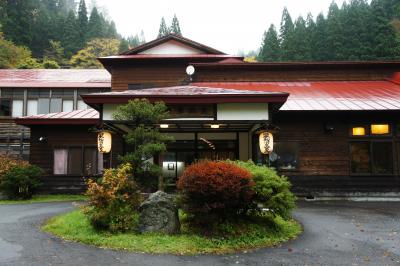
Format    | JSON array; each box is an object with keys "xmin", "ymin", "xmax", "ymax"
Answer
[
  {"xmin": 111, "ymin": 64, "xmax": 191, "ymax": 91},
  {"xmin": 0, "ymin": 119, "xmax": 30, "ymax": 160},
  {"xmin": 30, "ymin": 125, "xmax": 97, "ymax": 193},
  {"xmin": 274, "ymin": 111, "xmax": 400, "ymax": 195},
  {"xmin": 194, "ymin": 67, "xmax": 396, "ymax": 82}
]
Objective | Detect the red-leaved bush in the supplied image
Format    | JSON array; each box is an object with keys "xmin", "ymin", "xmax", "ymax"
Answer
[{"xmin": 177, "ymin": 161, "xmax": 254, "ymax": 224}]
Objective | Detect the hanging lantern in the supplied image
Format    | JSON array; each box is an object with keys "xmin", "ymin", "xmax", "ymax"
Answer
[
  {"xmin": 97, "ymin": 131, "xmax": 112, "ymax": 153},
  {"xmin": 259, "ymin": 131, "xmax": 273, "ymax": 155}
]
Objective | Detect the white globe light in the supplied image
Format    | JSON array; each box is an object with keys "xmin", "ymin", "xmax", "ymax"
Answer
[{"xmin": 186, "ymin": 65, "xmax": 195, "ymax": 75}]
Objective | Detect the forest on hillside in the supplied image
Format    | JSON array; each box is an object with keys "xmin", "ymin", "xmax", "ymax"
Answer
[
  {"xmin": 0, "ymin": 0, "xmax": 147, "ymax": 69},
  {"xmin": 258, "ymin": 0, "xmax": 400, "ymax": 62},
  {"xmin": 0, "ymin": 0, "xmax": 399, "ymax": 69}
]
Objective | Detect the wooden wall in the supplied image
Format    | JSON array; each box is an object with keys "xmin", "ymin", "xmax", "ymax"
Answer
[
  {"xmin": 273, "ymin": 111, "xmax": 400, "ymax": 196},
  {"xmin": 30, "ymin": 125, "xmax": 97, "ymax": 193}
]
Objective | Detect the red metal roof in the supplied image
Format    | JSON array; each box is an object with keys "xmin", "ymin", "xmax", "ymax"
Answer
[
  {"xmin": 191, "ymin": 81, "xmax": 400, "ymax": 111},
  {"xmin": 81, "ymin": 86, "xmax": 289, "ymax": 105},
  {"xmin": 15, "ymin": 109, "xmax": 99, "ymax": 125},
  {"xmin": 0, "ymin": 69, "xmax": 110, "ymax": 88}
]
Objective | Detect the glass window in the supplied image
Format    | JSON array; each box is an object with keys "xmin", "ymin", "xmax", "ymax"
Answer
[
  {"xmin": 372, "ymin": 142, "xmax": 393, "ymax": 174},
  {"xmin": 62, "ymin": 100, "xmax": 74, "ymax": 112},
  {"xmin": 27, "ymin": 100, "xmax": 38, "ymax": 116},
  {"xmin": 50, "ymin": 98, "xmax": 62, "ymax": 113},
  {"xmin": 54, "ymin": 149, "xmax": 68, "ymax": 174},
  {"xmin": 12, "ymin": 100, "xmax": 23, "ymax": 117},
  {"xmin": 350, "ymin": 142, "xmax": 371, "ymax": 174},
  {"xmin": 2, "ymin": 89, "xmax": 24, "ymax": 98},
  {"xmin": 54, "ymin": 147, "xmax": 101, "ymax": 175},
  {"xmin": 0, "ymin": 99, "xmax": 11, "ymax": 116},
  {"xmin": 68, "ymin": 148, "xmax": 82, "ymax": 175},
  {"xmin": 77, "ymin": 100, "xmax": 87, "ymax": 110},
  {"xmin": 51, "ymin": 89, "xmax": 74, "ymax": 98},
  {"xmin": 28, "ymin": 89, "xmax": 50, "ymax": 98},
  {"xmin": 350, "ymin": 141, "xmax": 393, "ymax": 175},
  {"xmin": 270, "ymin": 142, "xmax": 299, "ymax": 170},
  {"xmin": 38, "ymin": 98, "xmax": 50, "ymax": 114}
]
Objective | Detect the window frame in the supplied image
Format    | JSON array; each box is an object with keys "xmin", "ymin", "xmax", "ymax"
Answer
[
  {"xmin": 349, "ymin": 139, "xmax": 395, "ymax": 176},
  {"xmin": 0, "ymin": 97, "xmax": 12, "ymax": 117},
  {"xmin": 53, "ymin": 145, "xmax": 101, "ymax": 176},
  {"xmin": 269, "ymin": 141, "xmax": 300, "ymax": 171}
]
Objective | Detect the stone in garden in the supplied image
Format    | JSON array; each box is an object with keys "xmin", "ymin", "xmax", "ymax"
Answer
[{"xmin": 138, "ymin": 190, "xmax": 180, "ymax": 234}]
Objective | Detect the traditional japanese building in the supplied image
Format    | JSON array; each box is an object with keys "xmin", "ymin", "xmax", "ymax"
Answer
[{"xmin": 7, "ymin": 34, "xmax": 400, "ymax": 198}]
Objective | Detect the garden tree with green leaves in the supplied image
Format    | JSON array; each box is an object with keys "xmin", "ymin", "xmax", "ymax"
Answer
[
  {"xmin": 258, "ymin": 24, "xmax": 280, "ymax": 62},
  {"xmin": 158, "ymin": 17, "xmax": 169, "ymax": 38},
  {"xmin": 69, "ymin": 38, "xmax": 120, "ymax": 68},
  {"xmin": 112, "ymin": 99, "xmax": 173, "ymax": 190},
  {"xmin": 170, "ymin": 14, "xmax": 182, "ymax": 36}
]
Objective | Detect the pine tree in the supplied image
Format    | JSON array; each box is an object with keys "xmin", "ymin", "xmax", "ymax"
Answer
[
  {"xmin": 369, "ymin": 0, "xmax": 400, "ymax": 60},
  {"xmin": 279, "ymin": 7, "xmax": 295, "ymax": 61},
  {"xmin": 158, "ymin": 17, "xmax": 169, "ymax": 38},
  {"xmin": 258, "ymin": 24, "xmax": 280, "ymax": 62},
  {"xmin": 305, "ymin": 13, "xmax": 317, "ymax": 60},
  {"xmin": 170, "ymin": 14, "xmax": 182, "ymax": 36},
  {"xmin": 87, "ymin": 7, "xmax": 103, "ymax": 40},
  {"xmin": 312, "ymin": 13, "xmax": 329, "ymax": 61},
  {"xmin": 77, "ymin": 0, "xmax": 88, "ymax": 45},
  {"xmin": 326, "ymin": 2, "xmax": 345, "ymax": 60},
  {"xmin": 62, "ymin": 10, "xmax": 81, "ymax": 58},
  {"xmin": 292, "ymin": 16, "xmax": 311, "ymax": 61}
]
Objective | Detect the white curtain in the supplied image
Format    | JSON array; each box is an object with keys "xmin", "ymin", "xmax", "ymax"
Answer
[{"xmin": 54, "ymin": 149, "xmax": 68, "ymax": 175}]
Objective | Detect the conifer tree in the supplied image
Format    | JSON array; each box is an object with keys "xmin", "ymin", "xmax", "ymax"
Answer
[
  {"xmin": 158, "ymin": 17, "xmax": 169, "ymax": 38},
  {"xmin": 312, "ymin": 13, "xmax": 329, "ymax": 61},
  {"xmin": 170, "ymin": 14, "xmax": 182, "ymax": 36},
  {"xmin": 87, "ymin": 7, "xmax": 104, "ymax": 40},
  {"xmin": 279, "ymin": 7, "xmax": 295, "ymax": 61},
  {"xmin": 77, "ymin": 0, "xmax": 88, "ymax": 45},
  {"xmin": 62, "ymin": 10, "xmax": 81, "ymax": 58},
  {"xmin": 258, "ymin": 24, "xmax": 280, "ymax": 62},
  {"xmin": 292, "ymin": 16, "xmax": 311, "ymax": 61},
  {"xmin": 326, "ymin": 2, "xmax": 345, "ymax": 60}
]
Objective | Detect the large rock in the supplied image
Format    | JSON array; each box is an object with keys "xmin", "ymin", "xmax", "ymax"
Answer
[{"xmin": 138, "ymin": 191, "xmax": 180, "ymax": 234}]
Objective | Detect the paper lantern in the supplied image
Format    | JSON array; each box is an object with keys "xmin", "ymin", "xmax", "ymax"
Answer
[
  {"xmin": 371, "ymin": 124, "xmax": 389, "ymax": 135},
  {"xmin": 97, "ymin": 131, "xmax": 112, "ymax": 153},
  {"xmin": 352, "ymin": 127, "xmax": 366, "ymax": 136},
  {"xmin": 259, "ymin": 131, "xmax": 273, "ymax": 154}
]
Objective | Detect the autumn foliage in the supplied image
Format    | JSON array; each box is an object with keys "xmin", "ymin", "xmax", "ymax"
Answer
[
  {"xmin": 177, "ymin": 161, "xmax": 254, "ymax": 224},
  {"xmin": 0, "ymin": 155, "xmax": 29, "ymax": 180},
  {"xmin": 84, "ymin": 163, "xmax": 142, "ymax": 232}
]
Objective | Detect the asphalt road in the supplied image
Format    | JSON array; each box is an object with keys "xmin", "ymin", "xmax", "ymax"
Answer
[{"xmin": 0, "ymin": 201, "xmax": 399, "ymax": 266}]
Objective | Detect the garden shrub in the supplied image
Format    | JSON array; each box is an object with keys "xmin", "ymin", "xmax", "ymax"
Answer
[
  {"xmin": 0, "ymin": 164, "xmax": 43, "ymax": 199},
  {"xmin": 84, "ymin": 163, "xmax": 143, "ymax": 232},
  {"xmin": 0, "ymin": 155, "xmax": 29, "ymax": 180},
  {"xmin": 177, "ymin": 161, "xmax": 254, "ymax": 225},
  {"xmin": 231, "ymin": 160, "xmax": 296, "ymax": 219}
]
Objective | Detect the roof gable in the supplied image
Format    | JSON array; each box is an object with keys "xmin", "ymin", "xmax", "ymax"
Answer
[{"xmin": 121, "ymin": 34, "xmax": 225, "ymax": 55}]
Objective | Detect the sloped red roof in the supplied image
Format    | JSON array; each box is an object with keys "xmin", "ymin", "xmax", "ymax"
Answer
[
  {"xmin": 81, "ymin": 86, "xmax": 289, "ymax": 105},
  {"xmin": 15, "ymin": 109, "xmax": 99, "ymax": 125},
  {"xmin": 191, "ymin": 80, "xmax": 400, "ymax": 111},
  {"xmin": 0, "ymin": 69, "xmax": 111, "ymax": 88}
]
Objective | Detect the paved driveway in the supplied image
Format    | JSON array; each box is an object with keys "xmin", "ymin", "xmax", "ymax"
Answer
[{"xmin": 0, "ymin": 201, "xmax": 399, "ymax": 266}]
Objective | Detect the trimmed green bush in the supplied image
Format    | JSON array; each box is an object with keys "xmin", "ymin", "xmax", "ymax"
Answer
[
  {"xmin": 0, "ymin": 165, "xmax": 43, "ymax": 200},
  {"xmin": 231, "ymin": 160, "xmax": 296, "ymax": 219}
]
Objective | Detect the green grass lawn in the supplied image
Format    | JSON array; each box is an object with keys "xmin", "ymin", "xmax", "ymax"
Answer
[
  {"xmin": 0, "ymin": 194, "xmax": 87, "ymax": 204},
  {"xmin": 43, "ymin": 210, "xmax": 302, "ymax": 255}
]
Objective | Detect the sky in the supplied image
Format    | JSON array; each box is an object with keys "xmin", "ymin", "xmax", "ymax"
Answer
[{"xmin": 95, "ymin": 0, "xmax": 346, "ymax": 55}]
